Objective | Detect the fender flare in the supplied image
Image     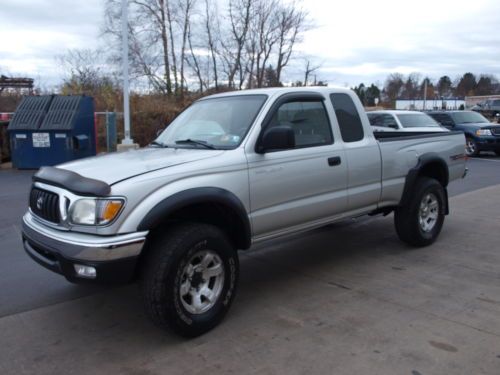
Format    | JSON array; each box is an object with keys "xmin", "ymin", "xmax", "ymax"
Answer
[
  {"xmin": 137, "ymin": 187, "xmax": 251, "ymax": 249},
  {"xmin": 399, "ymin": 153, "xmax": 449, "ymax": 214}
]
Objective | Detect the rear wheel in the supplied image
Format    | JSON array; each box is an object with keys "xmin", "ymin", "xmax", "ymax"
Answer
[
  {"xmin": 465, "ymin": 137, "xmax": 479, "ymax": 157},
  {"xmin": 394, "ymin": 177, "xmax": 446, "ymax": 247},
  {"xmin": 141, "ymin": 223, "xmax": 239, "ymax": 337},
  {"xmin": 495, "ymin": 150, "xmax": 500, "ymax": 156}
]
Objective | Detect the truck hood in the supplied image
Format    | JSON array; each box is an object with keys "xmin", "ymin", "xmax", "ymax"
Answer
[
  {"xmin": 458, "ymin": 122, "xmax": 497, "ymax": 129},
  {"xmin": 57, "ymin": 147, "xmax": 225, "ymax": 185},
  {"xmin": 482, "ymin": 124, "xmax": 500, "ymax": 131}
]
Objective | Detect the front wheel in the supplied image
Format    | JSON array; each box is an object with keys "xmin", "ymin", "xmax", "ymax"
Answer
[
  {"xmin": 394, "ymin": 177, "xmax": 446, "ymax": 247},
  {"xmin": 141, "ymin": 223, "xmax": 239, "ymax": 337}
]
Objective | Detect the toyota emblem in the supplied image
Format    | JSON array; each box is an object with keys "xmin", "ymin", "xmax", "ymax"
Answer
[{"xmin": 36, "ymin": 196, "xmax": 44, "ymax": 210}]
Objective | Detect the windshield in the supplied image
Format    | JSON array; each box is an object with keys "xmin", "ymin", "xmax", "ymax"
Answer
[
  {"xmin": 396, "ymin": 113, "xmax": 440, "ymax": 128},
  {"xmin": 155, "ymin": 95, "xmax": 267, "ymax": 149},
  {"xmin": 450, "ymin": 111, "xmax": 489, "ymax": 124}
]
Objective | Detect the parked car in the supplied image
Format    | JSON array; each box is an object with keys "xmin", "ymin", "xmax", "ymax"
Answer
[
  {"xmin": 428, "ymin": 110, "xmax": 500, "ymax": 156},
  {"xmin": 471, "ymin": 99, "xmax": 500, "ymax": 117},
  {"xmin": 367, "ymin": 110, "xmax": 448, "ymax": 133},
  {"xmin": 22, "ymin": 87, "xmax": 467, "ymax": 337}
]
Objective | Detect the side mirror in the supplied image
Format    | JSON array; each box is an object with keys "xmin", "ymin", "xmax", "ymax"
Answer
[
  {"xmin": 388, "ymin": 124, "xmax": 399, "ymax": 130},
  {"xmin": 257, "ymin": 126, "xmax": 295, "ymax": 153}
]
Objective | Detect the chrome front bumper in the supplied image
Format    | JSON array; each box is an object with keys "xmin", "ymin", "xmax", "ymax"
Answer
[
  {"xmin": 23, "ymin": 212, "xmax": 147, "ymax": 261},
  {"xmin": 22, "ymin": 212, "xmax": 148, "ymax": 283}
]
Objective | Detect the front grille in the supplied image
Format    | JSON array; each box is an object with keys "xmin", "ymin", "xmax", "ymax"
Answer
[
  {"xmin": 30, "ymin": 188, "xmax": 60, "ymax": 224},
  {"xmin": 490, "ymin": 127, "xmax": 500, "ymax": 136}
]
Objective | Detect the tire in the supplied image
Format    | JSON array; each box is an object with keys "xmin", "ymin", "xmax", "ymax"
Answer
[
  {"xmin": 495, "ymin": 150, "xmax": 500, "ymax": 156},
  {"xmin": 394, "ymin": 177, "xmax": 446, "ymax": 247},
  {"xmin": 465, "ymin": 137, "xmax": 479, "ymax": 157},
  {"xmin": 141, "ymin": 223, "xmax": 239, "ymax": 337}
]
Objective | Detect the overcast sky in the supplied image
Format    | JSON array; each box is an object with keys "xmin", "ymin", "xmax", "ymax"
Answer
[{"xmin": 1, "ymin": 0, "xmax": 500, "ymax": 89}]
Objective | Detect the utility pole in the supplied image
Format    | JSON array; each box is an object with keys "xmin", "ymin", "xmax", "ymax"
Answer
[
  {"xmin": 423, "ymin": 79, "xmax": 428, "ymax": 111},
  {"xmin": 118, "ymin": 0, "xmax": 137, "ymax": 150}
]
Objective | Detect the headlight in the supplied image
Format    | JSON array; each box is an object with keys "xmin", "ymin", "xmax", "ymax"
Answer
[
  {"xmin": 70, "ymin": 199, "xmax": 124, "ymax": 225},
  {"xmin": 476, "ymin": 129, "xmax": 492, "ymax": 136}
]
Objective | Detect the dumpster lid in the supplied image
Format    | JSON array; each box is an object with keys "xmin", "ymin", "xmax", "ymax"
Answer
[
  {"xmin": 7, "ymin": 95, "xmax": 54, "ymax": 130},
  {"xmin": 39, "ymin": 96, "xmax": 83, "ymax": 130}
]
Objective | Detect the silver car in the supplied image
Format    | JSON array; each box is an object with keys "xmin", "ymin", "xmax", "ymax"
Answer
[{"xmin": 367, "ymin": 110, "xmax": 449, "ymax": 133}]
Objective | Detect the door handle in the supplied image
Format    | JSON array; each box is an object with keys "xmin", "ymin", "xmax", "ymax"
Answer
[{"xmin": 327, "ymin": 156, "xmax": 341, "ymax": 166}]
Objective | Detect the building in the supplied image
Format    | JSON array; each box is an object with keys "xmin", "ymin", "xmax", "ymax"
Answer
[
  {"xmin": 465, "ymin": 95, "xmax": 500, "ymax": 109},
  {"xmin": 395, "ymin": 98, "xmax": 465, "ymax": 111}
]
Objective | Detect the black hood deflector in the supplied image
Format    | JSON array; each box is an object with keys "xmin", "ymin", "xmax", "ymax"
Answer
[{"xmin": 33, "ymin": 167, "xmax": 111, "ymax": 197}]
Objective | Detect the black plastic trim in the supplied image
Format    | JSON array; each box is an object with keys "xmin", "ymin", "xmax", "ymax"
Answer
[
  {"xmin": 375, "ymin": 130, "xmax": 464, "ymax": 142},
  {"xmin": 399, "ymin": 153, "xmax": 450, "ymax": 214},
  {"xmin": 137, "ymin": 187, "xmax": 252, "ymax": 249},
  {"xmin": 33, "ymin": 166, "xmax": 111, "ymax": 196}
]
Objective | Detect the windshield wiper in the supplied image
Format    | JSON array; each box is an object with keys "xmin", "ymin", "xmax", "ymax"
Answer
[
  {"xmin": 149, "ymin": 140, "xmax": 168, "ymax": 148},
  {"xmin": 175, "ymin": 139, "xmax": 216, "ymax": 149}
]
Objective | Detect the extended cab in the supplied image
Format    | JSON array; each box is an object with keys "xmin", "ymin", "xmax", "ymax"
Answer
[{"xmin": 22, "ymin": 88, "xmax": 467, "ymax": 336}]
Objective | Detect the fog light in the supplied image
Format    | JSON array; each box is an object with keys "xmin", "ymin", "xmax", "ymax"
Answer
[{"xmin": 74, "ymin": 264, "xmax": 97, "ymax": 279}]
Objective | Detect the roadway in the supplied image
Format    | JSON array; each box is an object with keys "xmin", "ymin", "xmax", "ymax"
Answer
[
  {"xmin": 1, "ymin": 156, "xmax": 500, "ymax": 318},
  {"xmin": 1, "ymin": 155, "xmax": 500, "ymax": 374}
]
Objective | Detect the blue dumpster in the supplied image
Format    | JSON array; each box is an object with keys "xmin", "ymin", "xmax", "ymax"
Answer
[
  {"xmin": 8, "ymin": 95, "xmax": 54, "ymax": 169},
  {"xmin": 38, "ymin": 95, "xmax": 96, "ymax": 166},
  {"xmin": 8, "ymin": 95, "xmax": 96, "ymax": 169}
]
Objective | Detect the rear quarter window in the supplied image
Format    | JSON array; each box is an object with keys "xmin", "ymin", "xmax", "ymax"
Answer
[{"xmin": 330, "ymin": 93, "xmax": 364, "ymax": 142}]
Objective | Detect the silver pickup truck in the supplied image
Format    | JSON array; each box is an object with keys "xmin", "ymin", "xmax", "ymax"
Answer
[{"xmin": 22, "ymin": 87, "xmax": 467, "ymax": 336}]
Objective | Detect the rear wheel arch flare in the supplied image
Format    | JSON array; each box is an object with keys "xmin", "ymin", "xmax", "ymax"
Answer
[{"xmin": 400, "ymin": 153, "xmax": 449, "ymax": 209}]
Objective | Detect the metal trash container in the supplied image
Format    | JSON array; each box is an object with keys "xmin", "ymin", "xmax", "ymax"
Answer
[
  {"xmin": 38, "ymin": 95, "xmax": 96, "ymax": 166},
  {"xmin": 7, "ymin": 95, "xmax": 54, "ymax": 169},
  {"xmin": 8, "ymin": 95, "xmax": 96, "ymax": 169}
]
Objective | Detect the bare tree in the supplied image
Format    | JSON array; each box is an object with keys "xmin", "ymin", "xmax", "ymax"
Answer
[
  {"xmin": 384, "ymin": 73, "xmax": 405, "ymax": 103},
  {"xmin": 303, "ymin": 59, "xmax": 321, "ymax": 86},
  {"xmin": 186, "ymin": 19, "xmax": 205, "ymax": 92},
  {"xmin": 248, "ymin": 0, "xmax": 280, "ymax": 88},
  {"xmin": 204, "ymin": 0, "xmax": 220, "ymax": 89},
  {"xmin": 179, "ymin": 0, "xmax": 196, "ymax": 94},
  {"xmin": 102, "ymin": 0, "xmax": 309, "ymax": 94},
  {"xmin": 138, "ymin": 0, "xmax": 173, "ymax": 93},
  {"xmin": 275, "ymin": 1, "xmax": 307, "ymax": 84},
  {"xmin": 57, "ymin": 49, "xmax": 103, "ymax": 87},
  {"xmin": 164, "ymin": 0, "xmax": 179, "ymax": 92},
  {"xmin": 222, "ymin": 0, "xmax": 252, "ymax": 88}
]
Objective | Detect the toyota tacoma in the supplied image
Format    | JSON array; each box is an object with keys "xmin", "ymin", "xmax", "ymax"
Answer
[{"xmin": 22, "ymin": 87, "xmax": 467, "ymax": 336}]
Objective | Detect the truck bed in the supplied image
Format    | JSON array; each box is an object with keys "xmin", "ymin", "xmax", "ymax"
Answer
[{"xmin": 375, "ymin": 130, "xmax": 466, "ymax": 207}]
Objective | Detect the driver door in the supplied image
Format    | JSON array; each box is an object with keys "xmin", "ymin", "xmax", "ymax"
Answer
[{"xmin": 246, "ymin": 94, "xmax": 348, "ymax": 240}]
